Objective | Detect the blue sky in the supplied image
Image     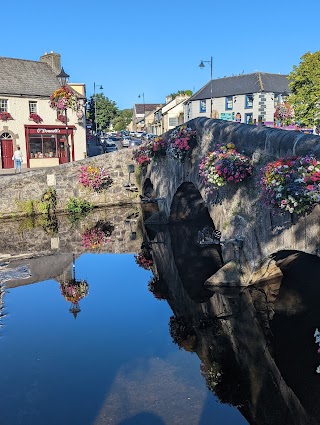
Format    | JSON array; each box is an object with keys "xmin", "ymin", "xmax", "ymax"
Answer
[{"xmin": 3, "ymin": 0, "xmax": 320, "ymax": 110}]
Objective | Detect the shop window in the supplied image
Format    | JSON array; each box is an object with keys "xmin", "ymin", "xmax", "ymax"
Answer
[
  {"xmin": 29, "ymin": 101, "xmax": 37, "ymax": 114},
  {"xmin": 245, "ymin": 94, "xmax": 254, "ymax": 108},
  {"xmin": 29, "ymin": 135, "xmax": 59, "ymax": 158},
  {"xmin": 225, "ymin": 96, "xmax": 233, "ymax": 110},
  {"xmin": 199, "ymin": 100, "xmax": 206, "ymax": 113},
  {"xmin": 0, "ymin": 99, "xmax": 8, "ymax": 112}
]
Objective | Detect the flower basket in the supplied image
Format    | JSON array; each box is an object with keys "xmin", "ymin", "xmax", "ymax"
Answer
[
  {"xmin": 57, "ymin": 113, "xmax": 67, "ymax": 123},
  {"xmin": 199, "ymin": 144, "xmax": 253, "ymax": 192},
  {"xmin": 167, "ymin": 126, "xmax": 197, "ymax": 161},
  {"xmin": 60, "ymin": 279, "xmax": 89, "ymax": 304},
  {"xmin": 29, "ymin": 113, "xmax": 43, "ymax": 124},
  {"xmin": 134, "ymin": 250, "xmax": 153, "ymax": 270},
  {"xmin": 50, "ymin": 86, "xmax": 78, "ymax": 111},
  {"xmin": 150, "ymin": 137, "xmax": 167, "ymax": 160},
  {"xmin": 132, "ymin": 144, "xmax": 152, "ymax": 168},
  {"xmin": 0, "ymin": 112, "xmax": 13, "ymax": 121},
  {"xmin": 260, "ymin": 155, "xmax": 320, "ymax": 215},
  {"xmin": 79, "ymin": 165, "xmax": 112, "ymax": 192},
  {"xmin": 274, "ymin": 102, "xmax": 294, "ymax": 126}
]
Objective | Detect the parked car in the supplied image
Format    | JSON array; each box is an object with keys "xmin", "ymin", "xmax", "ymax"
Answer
[
  {"xmin": 129, "ymin": 140, "xmax": 142, "ymax": 148},
  {"xmin": 104, "ymin": 141, "xmax": 118, "ymax": 153},
  {"xmin": 135, "ymin": 131, "xmax": 145, "ymax": 138},
  {"xmin": 121, "ymin": 136, "xmax": 131, "ymax": 147}
]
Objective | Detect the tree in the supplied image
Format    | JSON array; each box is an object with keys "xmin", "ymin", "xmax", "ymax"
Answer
[
  {"xmin": 87, "ymin": 93, "xmax": 118, "ymax": 132},
  {"xmin": 288, "ymin": 51, "xmax": 320, "ymax": 127},
  {"xmin": 169, "ymin": 90, "xmax": 193, "ymax": 100},
  {"xmin": 112, "ymin": 109, "xmax": 133, "ymax": 131}
]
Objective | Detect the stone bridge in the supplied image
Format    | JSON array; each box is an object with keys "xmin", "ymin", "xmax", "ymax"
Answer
[{"xmin": 140, "ymin": 118, "xmax": 320, "ymax": 279}]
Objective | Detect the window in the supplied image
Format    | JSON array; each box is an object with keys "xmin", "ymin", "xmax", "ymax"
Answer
[
  {"xmin": 273, "ymin": 94, "xmax": 280, "ymax": 108},
  {"xmin": 169, "ymin": 117, "xmax": 178, "ymax": 127},
  {"xmin": 0, "ymin": 99, "xmax": 8, "ymax": 112},
  {"xmin": 245, "ymin": 113, "xmax": 253, "ymax": 124},
  {"xmin": 199, "ymin": 100, "xmax": 206, "ymax": 113},
  {"xmin": 29, "ymin": 101, "xmax": 37, "ymax": 114},
  {"xmin": 245, "ymin": 94, "xmax": 254, "ymax": 108},
  {"xmin": 225, "ymin": 96, "xmax": 233, "ymax": 110},
  {"xmin": 28, "ymin": 134, "xmax": 62, "ymax": 158}
]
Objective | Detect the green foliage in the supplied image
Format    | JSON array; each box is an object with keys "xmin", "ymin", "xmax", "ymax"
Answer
[
  {"xmin": 112, "ymin": 108, "xmax": 133, "ymax": 131},
  {"xmin": 288, "ymin": 51, "xmax": 320, "ymax": 127},
  {"xmin": 66, "ymin": 197, "xmax": 93, "ymax": 223},
  {"xmin": 168, "ymin": 90, "xmax": 193, "ymax": 100},
  {"xmin": 39, "ymin": 188, "xmax": 57, "ymax": 215},
  {"xmin": 17, "ymin": 199, "xmax": 34, "ymax": 216},
  {"xmin": 87, "ymin": 93, "xmax": 118, "ymax": 131}
]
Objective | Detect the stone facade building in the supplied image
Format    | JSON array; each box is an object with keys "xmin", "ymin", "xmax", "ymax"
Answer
[{"xmin": 0, "ymin": 51, "xmax": 87, "ymax": 170}]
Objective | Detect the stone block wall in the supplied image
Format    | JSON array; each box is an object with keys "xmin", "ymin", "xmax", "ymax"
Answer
[{"xmin": 0, "ymin": 149, "xmax": 139, "ymax": 218}]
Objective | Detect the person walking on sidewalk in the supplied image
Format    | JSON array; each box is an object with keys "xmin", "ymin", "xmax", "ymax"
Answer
[{"xmin": 12, "ymin": 146, "xmax": 23, "ymax": 173}]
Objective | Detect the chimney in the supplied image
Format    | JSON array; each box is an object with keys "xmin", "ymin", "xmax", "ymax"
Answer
[{"xmin": 40, "ymin": 51, "xmax": 61, "ymax": 76}]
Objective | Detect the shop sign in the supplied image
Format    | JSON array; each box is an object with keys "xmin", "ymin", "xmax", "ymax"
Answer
[{"xmin": 37, "ymin": 128, "xmax": 61, "ymax": 134}]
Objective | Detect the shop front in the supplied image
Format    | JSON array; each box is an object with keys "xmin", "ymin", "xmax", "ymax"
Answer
[{"xmin": 25, "ymin": 125, "xmax": 75, "ymax": 168}]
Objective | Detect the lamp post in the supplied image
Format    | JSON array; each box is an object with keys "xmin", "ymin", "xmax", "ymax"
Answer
[
  {"xmin": 138, "ymin": 93, "xmax": 145, "ymax": 131},
  {"xmin": 57, "ymin": 67, "xmax": 70, "ymax": 162},
  {"xmin": 94, "ymin": 82, "xmax": 103, "ymax": 143},
  {"xmin": 199, "ymin": 56, "xmax": 213, "ymax": 118}
]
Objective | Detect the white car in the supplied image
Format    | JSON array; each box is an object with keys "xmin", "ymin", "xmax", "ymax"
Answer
[{"xmin": 121, "ymin": 136, "xmax": 131, "ymax": 147}]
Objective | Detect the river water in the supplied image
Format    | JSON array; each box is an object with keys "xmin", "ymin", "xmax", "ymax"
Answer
[{"xmin": 0, "ymin": 207, "xmax": 319, "ymax": 425}]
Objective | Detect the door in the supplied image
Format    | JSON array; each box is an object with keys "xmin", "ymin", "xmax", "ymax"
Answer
[
  {"xmin": 59, "ymin": 140, "xmax": 69, "ymax": 164},
  {"xmin": 1, "ymin": 139, "xmax": 14, "ymax": 169}
]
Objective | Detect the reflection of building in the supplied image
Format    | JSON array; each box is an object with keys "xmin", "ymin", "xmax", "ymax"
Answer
[
  {"xmin": 184, "ymin": 72, "xmax": 289, "ymax": 126},
  {"xmin": 0, "ymin": 51, "xmax": 87, "ymax": 170}
]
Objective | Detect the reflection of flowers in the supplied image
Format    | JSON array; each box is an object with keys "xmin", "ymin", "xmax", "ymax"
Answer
[
  {"xmin": 260, "ymin": 155, "xmax": 320, "ymax": 215},
  {"xmin": 134, "ymin": 250, "xmax": 153, "ymax": 270},
  {"xmin": 167, "ymin": 126, "xmax": 197, "ymax": 161},
  {"xmin": 60, "ymin": 279, "xmax": 89, "ymax": 304},
  {"xmin": 169, "ymin": 316, "xmax": 197, "ymax": 351},
  {"xmin": 50, "ymin": 86, "xmax": 78, "ymax": 111},
  {"xmin": 147, "ymin": 277, "xmax": 168, "ymax": 300},
  {"xmin": 82, "ymin": 221, "xmax": 114, "ymax": 251},
  {"xmin": 79, "ymin": 165, "xmax": 112, "ymax": 191},
  {"xmin": 199, "ymin": 144, "xmax": 253, "ymax": 192}
]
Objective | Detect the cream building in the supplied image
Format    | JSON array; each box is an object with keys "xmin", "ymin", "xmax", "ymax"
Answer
[{"xmin": 0, "ymin": 51, "xmax": 87, "ymax": 170}]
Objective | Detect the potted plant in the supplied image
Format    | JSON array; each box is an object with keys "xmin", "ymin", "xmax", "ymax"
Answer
[
  {"xmin": 29, "ymin": 113, "xmax": 43, "ymax": 123},
  {"xmin": 0, "ymin": 112, "xmax": 13, "ymax": 121}
]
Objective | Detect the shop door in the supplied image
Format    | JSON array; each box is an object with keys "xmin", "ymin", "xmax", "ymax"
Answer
[
  {"xmin": 1, "ymin": 139, "xmax": 14, "ymax": 169},
  {"xmin": 59, "ymin": 141, "xmax": 69, "ymax": 164}
]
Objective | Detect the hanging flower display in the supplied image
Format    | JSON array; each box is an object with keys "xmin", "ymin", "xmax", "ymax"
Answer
[
  {"xmin": 82, "ymin": 221, "xmax": 114, "ymax": 251},
  {"xmin": 79, "ymin": 165, "xmax": 112, "ymax": 191},
  {"xmin": 132, "ymin": 144, "xmax": 152, "ymax": 168},
  {"xmin": 132, "ymin": 137, "xmax": 167, "ymax": 168},
  {"xmin": 167, "ymin": 126, "xmax": 197, "ymax": 161},
  {"xmin": 274, "ymin": 102, "xmax": 295, "ymax": 126},
  {"xmin": 50, "ymin": 86, "xmax": 78, "ymax": 111},
  {"xmin": 29, "ymin": 113, "xmax": 43, "ymax": 123},
  {"xmin": 0, "ymin": 112, "xmax": 13, "ymax": 121},
  {"xmin": 60, "ymin": 279, "xmax": 89, "ymax": 304},
  {"xmin": 260, "ymin": 155, "xmax": 320, "ymax": 215},
  {"xmin": 134, "ymin": 249, "xmax": 153, "ymax": 270},
  {"xmin": 199, "ymin": 144, "xmax": 253, "ymax": 192},
  {"xmin": 150, "ymin": 137, "xmax": 167, "ymax": 159}
]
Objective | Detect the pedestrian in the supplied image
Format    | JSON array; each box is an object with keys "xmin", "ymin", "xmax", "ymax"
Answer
[{"xmin": 12, "ymin": 146, "xmax": 23, "ymax": 173}]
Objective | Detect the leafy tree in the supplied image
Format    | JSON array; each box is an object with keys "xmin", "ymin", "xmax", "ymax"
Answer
[
  {"xmin": 169, "ymin": 90, "xmax": 193, "ymax": 100},
  {"xmin": 112, "ymin": 109, "xmax": 133, "ymax": 131},
  {"xmin": 87, "ymin": 93, "xmax": 118, "ymax": 132},
  {"xmin": 288, "ymin": 51, "xmax": 320, "ymax": 127}
]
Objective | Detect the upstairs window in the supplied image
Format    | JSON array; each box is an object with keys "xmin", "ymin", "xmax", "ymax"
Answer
[
  {"xmin": 225, "ymin": 96, "xmax": 233, "ymax": 110},
  {"xmin": 273, "ymin": 94, "xmax": 281, "ymax": 108},
  {"xmin": 0, "ymin": 99, "xmax": 8, "ymax": 112},
  {"xmin": 29, "ymin": 101, "xmax": 37, "ymax": 114},
  {"xmin": 245, "ymin": 94, "xmax": 254, "ymax": 108},
  {"xmin": 169, "ymin": 117, "xmax": 178, "ymax": 127},
  {"xmin": 199, "ymin": 100, "xmax": 206, "ymax": 113}
]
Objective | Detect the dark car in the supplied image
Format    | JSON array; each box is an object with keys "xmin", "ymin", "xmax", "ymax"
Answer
[{"xmin": 104, "ymin": 141, "xmax": 118, "ymax": 153}]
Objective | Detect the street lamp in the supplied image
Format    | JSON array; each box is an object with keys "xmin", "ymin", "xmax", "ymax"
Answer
[
  {"xmin": 94, "ymin": 82, "xmax": 103, "ymax": 142},
  {"xmin": 199, "ymin": 56, "xmax": 213, "ymax": 118},
  {"xmin": 57, "ymin": 67, "xmax": 70, "ymax": 162},
  {"xmin": 138, "ymin": 93, "xmax": 145, "ymax": 131}
]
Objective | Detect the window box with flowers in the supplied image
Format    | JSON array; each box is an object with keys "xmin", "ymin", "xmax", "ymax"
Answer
[
  {"xmin": 0, "ymin": 112, "xmax": 13, "ymax": 121},
  {"xmin": 167, "ymin": 126, "xmax": 197, "ymax": 162},
  {"xmin": 260, "ymin": 155, "xmax": 320, "ymax": 215},
  {"xmin": 199, "ymin": 144, "xmax": 253, "ymax": 193},
  {"xmin": 29, "ymin": 113, "xmax": 43, "ymax": 124}
]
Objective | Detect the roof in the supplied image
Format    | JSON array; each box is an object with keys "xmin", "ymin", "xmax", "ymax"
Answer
[
  {"xmin": 0, "ymin": 57, "xmax": 66, "ymax": 97},
  {"xmin": 135, "ymin": 104, "xmax": 163, "ymax": 114},
  {"xmin": 189, "ymin": 72, "xmax": 290, "ymax": 101}
]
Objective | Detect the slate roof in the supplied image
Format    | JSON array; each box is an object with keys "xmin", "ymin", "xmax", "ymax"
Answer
[
  {"xmin": 135, "ymin": 104, "xmax": 163, "ymax": 114},
  {"xmin": 0, "ymin": 57, "xmax": 67, "ymax": 97},
  {"xmin": 189, "ymin": 72, "xmax": 290, "ymax": 101}
]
